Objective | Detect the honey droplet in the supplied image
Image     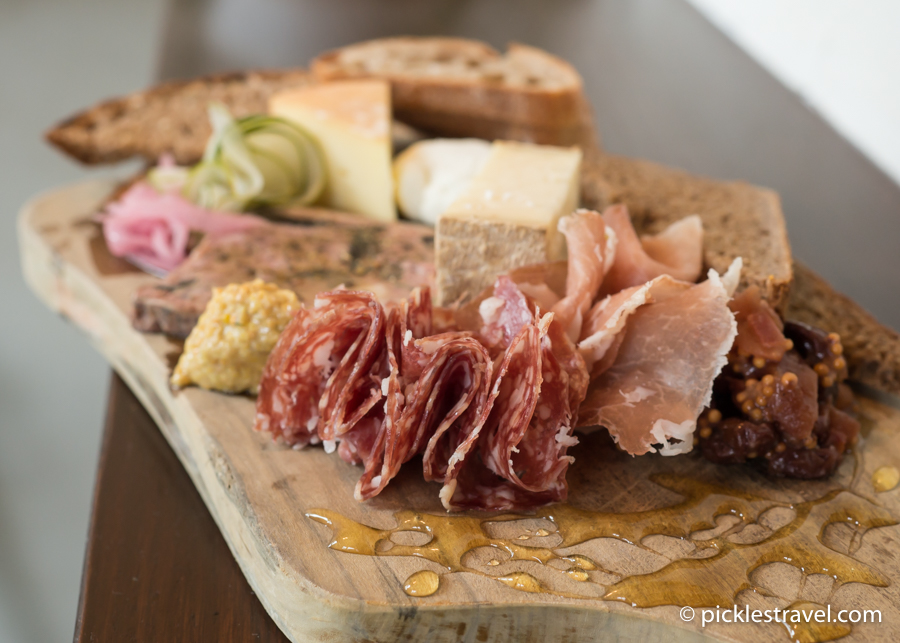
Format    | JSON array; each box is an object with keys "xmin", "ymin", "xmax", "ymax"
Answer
[
  {"xmin": 403, "ymin": 570, "xmax": 440, "ymax": 597},
  {"xmin": 516, "ymin": 534, "xmax": 530, "ymax": 540},
  {"xmin": 487, "ymin": 559, "xmax": 500, "ymax": 566},
  {"xmin": 872, "ymin": 466, "xmax": 900, "ymax": 493},
  {"xmin": 535, "ymin": 528, "xmax": 550, "ymax": 537},
  {"xmin": 497, "ymin": 572, "xmax": 543, "ymax": 593},
  {"xmin": 781, "ymin": 602, "xmax": 851, "ymax": 643},
  {"xmin": 566, "ymin": 567, "xmax": 590, "ymax": 582},
  {"xmin": 563, "ymin": 554, "xmax": 598, "ymax": 571}
]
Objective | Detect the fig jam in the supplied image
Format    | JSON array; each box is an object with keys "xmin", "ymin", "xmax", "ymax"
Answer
[{"xmin": 699, "ymin": 314, "xmax": 860, "ymax": 478}]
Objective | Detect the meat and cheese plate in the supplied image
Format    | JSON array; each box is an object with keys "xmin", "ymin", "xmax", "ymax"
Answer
[{"xmin": 23, "ymin": 37, "xmax": 900, "ymax": 642}]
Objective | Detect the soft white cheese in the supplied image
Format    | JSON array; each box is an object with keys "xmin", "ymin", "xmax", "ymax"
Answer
[{"xmin": 393, "ymin": 138, "xmax": 491, "ymax": 224}]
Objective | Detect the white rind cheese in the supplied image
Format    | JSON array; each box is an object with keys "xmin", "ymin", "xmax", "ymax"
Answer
[
  {"xmin": 393, "ymin": 138, "xmax": 492, "ymax": 225},
  {"xmin": 436, "ymin": 141, "xmax": 582, "ymax": 305},
  {"xmin": 269, "ymin": 80, "xmax": 397, "ymax": 222}
]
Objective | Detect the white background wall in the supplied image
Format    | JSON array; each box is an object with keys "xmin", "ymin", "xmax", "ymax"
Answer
[
  {"xmin": 687, "ymin": 0, "xmax": 900, "ymax": 187},
  {"xmin": 0, "ymin": 1, "xmax": 165, "ymax": 641}
]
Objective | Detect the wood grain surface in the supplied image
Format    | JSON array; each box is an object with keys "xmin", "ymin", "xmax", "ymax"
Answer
[
  {"xmin": 20, "ymin": 180, "xmax": 900, "ymax": 643},
  {"xmin": 75, "ymin": 374, "xmax": 290, "ymax": 642}
]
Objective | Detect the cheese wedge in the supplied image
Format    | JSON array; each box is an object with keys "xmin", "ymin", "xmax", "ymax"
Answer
[
  {"xmin": 269, "ymin": 80, "xmax": 396, "ymax": 222},
  {"xmin": 436, "ymin": 141, "xmax": 582, "ymax": 304}
]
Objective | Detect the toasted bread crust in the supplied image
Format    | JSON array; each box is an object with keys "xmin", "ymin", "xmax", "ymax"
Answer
[
  {"xmin": 312, "ymin": 37, "xmax": 600, "ymax": 152},
  {"xmin": 46, "ymin": 69, "xmax": 312, "ymax": 165},
  {"xmin": 581, "ymin": 154, "xmax": 793, "ymax": 310},
  {"xmin": 786, "ymin": 262, "xmax": 900, "ymax": 396}
]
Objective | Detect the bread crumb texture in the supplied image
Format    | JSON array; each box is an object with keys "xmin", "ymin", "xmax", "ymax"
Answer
[{"xmin": 171, "ymin": 280, "xmax": 299, "ymax": 394}]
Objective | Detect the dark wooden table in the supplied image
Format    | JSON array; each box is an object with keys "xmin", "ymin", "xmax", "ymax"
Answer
[{"xmin": 73, "ymin": 374, "xmax": 289, "ymax": 642}]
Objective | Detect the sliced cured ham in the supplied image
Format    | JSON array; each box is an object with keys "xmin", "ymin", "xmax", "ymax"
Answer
[
  {"xmin": 600, "ymin": 204, "xmax": 703, "ymax": 296},
  {"xmin": 550, "ymin": 209, "xmax": 614, "ymax": 342},
  {"xmin": 577, "ymin": 261, "xmax": 740, "ymax": 456}
]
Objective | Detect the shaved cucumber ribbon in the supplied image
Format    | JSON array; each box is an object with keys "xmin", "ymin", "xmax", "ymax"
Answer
[{"xmin": 149, "ymin": 103, "xmax": 326, "ymax": 211}]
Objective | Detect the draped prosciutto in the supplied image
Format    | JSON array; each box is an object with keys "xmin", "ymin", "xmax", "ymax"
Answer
[
  {"xmin": 550, "ymin": 210, "xmax": 615, "ymax": 341},
  {"xmin": 599, "ymin": 204, "xmax": 703, "ymax": 297},
  {"xmin": 577, "ymin": 261, "xmax": 740, "ymax": 455}
]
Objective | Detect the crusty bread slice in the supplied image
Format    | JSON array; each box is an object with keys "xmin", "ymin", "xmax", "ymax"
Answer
[
  {"xmin": 312, "ymin": 37, "xmax": 600, "ymax": 153},
  {"xmin": 786, "ymin": 262, "xmax": 900, "ymax": 396},
  {"xmin": 581, "ymin": 154, "xmax": 793, "ymax": 310},
  {"xmin": 46, "ymin": 69, "xmax": 312, "ymax": 165}
]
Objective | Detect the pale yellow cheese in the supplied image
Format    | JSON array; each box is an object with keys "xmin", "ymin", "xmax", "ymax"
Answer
[
  {"xmin": 269, "ymin": 80, "xmax": 396, "ymax": 222},
  {"xmin": 436, "ymin": 141, "xmax": 582, "ymax": 305}
]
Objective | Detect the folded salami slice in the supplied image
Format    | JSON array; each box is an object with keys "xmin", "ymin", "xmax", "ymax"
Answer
[
  {"xmin": 253, "ymin": 290, "xmax": 387, "ymax": 449},
  {"xmin": 354, "ymin": 291, "xmax": 493, "ymax": 500},
  {"xmin": 441, "ymin": 276, "xmax": 588, "ymax": 511}
]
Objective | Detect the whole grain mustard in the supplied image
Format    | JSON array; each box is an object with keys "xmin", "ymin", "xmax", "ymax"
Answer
[{"xmin": 171, "ymin": 279, "xmax": 300, "ymax": 394}]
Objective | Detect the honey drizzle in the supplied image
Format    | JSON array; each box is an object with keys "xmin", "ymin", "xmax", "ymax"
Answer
[
  {"xmin": 306, "ymin": 473, "xmax": 898, "ymax": 640},
  {"xmin": 780, "ymin": 602, "xmax": 851, "ymax": 643},
  {"xmin": 403, "ymin": 570, "xmax": 440, "ymax": 597}
]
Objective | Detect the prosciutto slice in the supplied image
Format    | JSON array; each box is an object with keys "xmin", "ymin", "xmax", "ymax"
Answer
[
  {"xmin": 577, "ymin": 261, "xmax": 740, "ymax": 456},
  {"xmin": 550, "ymin": 209, "xmax": 614, "ymax": 342},
  {"xmin": 600, "ymin": 204, "xmax": 703, "ymax": 296}
]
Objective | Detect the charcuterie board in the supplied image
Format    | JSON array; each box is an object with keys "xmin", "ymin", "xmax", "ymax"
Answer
[{"xmin": 19, "ymin": 179, "xmax": 900, "ymax": 642}]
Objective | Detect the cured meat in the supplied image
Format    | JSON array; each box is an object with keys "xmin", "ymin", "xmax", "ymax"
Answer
[
  {"xmin": 577, "ymin": 261, "xmax": 740, "ymax": 456},
  {"xmin": 551, "ymin": 210, "xmax": 614, "ymax": 342},
  {"xmin": 441, "ymin": 277, "xmax": 587, "ymax": 511},
  {"xmin": 355, "ymin": 291, "xmax": 494, "ymax": 501},
  {"xmin": 600, "ymin": 204, "xmax": 703, "ymax": 297},
  {"xmin": 253, "ymin": 290, "xmax": 387, "ymax": 448}
]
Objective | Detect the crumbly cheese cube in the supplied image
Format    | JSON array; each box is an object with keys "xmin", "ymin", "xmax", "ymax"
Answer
[
  {"xmin": 269, "ymin": 80, "xmax": 396, "ymax": 222},
  {"xmin": 436, "ymin": 141, "xmax": 582, "ymax": 304},
  {"xmin": 171, "ymin": 280, "xmax": 300, "ymax": 394}
]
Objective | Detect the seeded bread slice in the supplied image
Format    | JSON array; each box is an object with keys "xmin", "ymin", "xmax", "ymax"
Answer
[
  {"xmin": 581, "ymin": 154, "xmax": 793, "ymax": 311},
  {"xmin": 46, "ymin": 69, "xmax": 312, "ymax": 165},
  {"xmin": 786, "ymin": 262, "xmax": 900, "ymax": 396},
  {"xmin": 311, "ymin": 37, "xmax": 600, "ymax": 154}
]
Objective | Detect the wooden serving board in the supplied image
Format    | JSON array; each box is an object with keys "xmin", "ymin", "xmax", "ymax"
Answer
[{"xmin": 20, "ymin": 180, "xmax": 900, "ymax": 643}]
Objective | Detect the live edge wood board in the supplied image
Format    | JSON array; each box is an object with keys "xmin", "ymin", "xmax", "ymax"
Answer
[{"xmin": 19, "ymin": 179, "xmax": 900, "ymax": 643}]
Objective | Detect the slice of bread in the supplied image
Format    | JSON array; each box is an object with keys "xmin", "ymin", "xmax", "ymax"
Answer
[
  {"xmin": 786, "ymin": 262, "xmax": 900, "ymax": 396},
  {"xmin": 581, "ymin": 154, "xmax": 793, "ymax": 311},
  {"xmin": 46, "ymin": 69, "xmax": 312, "ymax": 165},
  {"xmin": 312, "ymin": 37, "xmax": 600, "ymax": 154}
]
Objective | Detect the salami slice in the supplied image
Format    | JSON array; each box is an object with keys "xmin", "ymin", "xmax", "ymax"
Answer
[
  {"xmin": 441, "ymin": 277, "xmax": 588, "ymax": 511},
  {"xmin": 253, "ymin": 290, "xmax": 387, "ymax": 449}
]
